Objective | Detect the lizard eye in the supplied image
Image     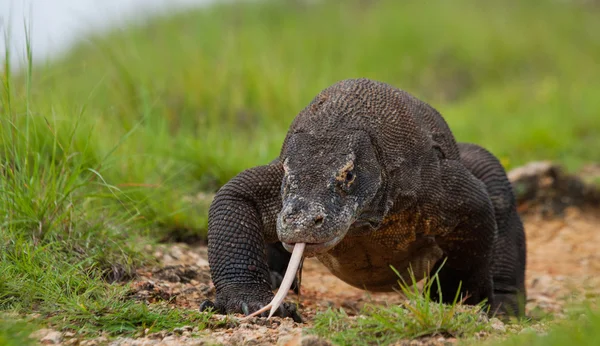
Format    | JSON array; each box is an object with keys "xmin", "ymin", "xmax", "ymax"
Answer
[
  {"xmin": 335, "ymin": 159, "xmax": 356, "ymax": 192},
  {"xmin": 339, "ymin": 170, "xmax": 356, "ymax": 191},
  {"xmin": 345, "ymin": 171, "xmax": 355, "ymax": 183}
]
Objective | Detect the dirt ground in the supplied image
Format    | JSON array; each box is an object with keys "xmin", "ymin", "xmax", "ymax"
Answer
[
  {"xmin": 81, "ymin": 207, "xmax": 595, "ymax": 346},
  {"xmin": 35, "ymin": 163, "xmax": 600, "ymax": 345}
]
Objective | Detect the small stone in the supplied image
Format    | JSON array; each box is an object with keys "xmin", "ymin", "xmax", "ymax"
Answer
[
  {"xmin": 277, "ymin": 333, "xmax": 302, "ymax": 345},
  {"xmin": 40, "ymin": 331, "xmax": 63, "ymax": 344},
  {"xmin": 157, "ymin": 335, "xmax": 179, "ymax": 346},
  {"xmin": 170, "ymin": 247, "xmax": 184, "ymax": 260},
  {"xmin": 64, "ymin": 331, "xmax": 76, "ymax": 338},
  {"xmin": 64, "ymin": 339, "xmax": 79, "ymax": 346},
  {"xmin": 301, "ymin": 335, "xmax": 331, "ymax": 346},
  {"xmin": 278, "ymin": 326, "xmax": 292, "ymax": 334},
  {"xmin": 163, "ymin": 254, "xmax": 176, "ymax": 265},
  {"xmin": 29, "ymin": 328, "xmax": 49, "ymax": 340},
  {"xmin": 490, "ymin": 317, "xmax": 506, "ymax": 332},
  {"xmin": 142, "ymin": 340, "xmax": 160, "ymax": 346},
  {"xmin": 196, "ymin": 258, "xmax": 209, "ymax": 267},
  {"xmin": 79, "ymin": 340, "xmax": 98, "ymax": 346},
  {"xmin": 519, "ymin": 327, "xmax": 537, "ymax": 335},
  {"xmin": 244, "ymin": 335, "xmax": 262, "ymax": 345},
  {"xmin": 187, "ymin": 341, "xmax": 208, "ymax": 346}
]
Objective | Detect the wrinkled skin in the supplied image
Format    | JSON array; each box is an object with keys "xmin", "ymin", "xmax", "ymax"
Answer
[
  {"xmin": 200, "ymin": 78, "xmax": 526, "ymax": 321},
  {"xmin": 278, "ymin": 131, "xmax": 383, "ymax": 256}
]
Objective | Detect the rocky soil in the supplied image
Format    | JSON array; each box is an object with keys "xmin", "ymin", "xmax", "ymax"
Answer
[{"xmin": 33, "ymin": 162, "xmax": 600, "ymax": 345}]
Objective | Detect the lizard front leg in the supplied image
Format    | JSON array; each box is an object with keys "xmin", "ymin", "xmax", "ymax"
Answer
[
  {"xmin": 199, "ymin": 160, "xmax": 302, "ymax": 322},
  {"xmin": 428, "ymin": 161, "xmax": 497, "ymax": 312}
]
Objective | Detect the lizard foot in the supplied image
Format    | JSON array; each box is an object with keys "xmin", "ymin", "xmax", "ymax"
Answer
[{"xmin": 199, "ymin": 284, "xmax": 303, "ymax": 323}]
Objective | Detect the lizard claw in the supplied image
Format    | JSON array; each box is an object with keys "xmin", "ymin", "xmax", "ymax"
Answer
[
  {"xmin": 199, "ymin": 299, "xmax": 217, "ymax": 313},
  {"xmin": 247, "ymin": 302, "xmax": 302, "ymax": 323},
  {"xmin": 204, "ymin": 284, "xmax": 304, "ymax": 322},
  {"xmin": 281, "ymin": 302, "xmax": 303, "ymax": 323},
  {"xmin": 241, "ymin": 302, "xmax": 250, "ymax": 316}
]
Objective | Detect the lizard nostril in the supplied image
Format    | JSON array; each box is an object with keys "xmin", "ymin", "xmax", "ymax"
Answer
[
  {"xmin": 313, "ymin": 215, "xmax": 324, "ymax": 227},
  {"xmin": 282, "ymin": 210, "xmax": 296, "ymax": 226}
]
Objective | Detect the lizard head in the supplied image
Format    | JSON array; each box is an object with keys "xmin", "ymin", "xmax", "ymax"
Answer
[{"xmin": 277, "ymin": 130, "xmax": 384, "ymax": 257}]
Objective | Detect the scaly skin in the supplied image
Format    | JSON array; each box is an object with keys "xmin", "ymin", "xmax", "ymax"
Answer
[{"xmin": 200, "ymin": 78, "xmax": 527, "ymax": 321}]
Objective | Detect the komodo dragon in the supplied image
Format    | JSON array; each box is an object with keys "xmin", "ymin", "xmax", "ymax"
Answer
[{"xmin": 200, "ymin": 78, "xmax": 526, "ymax": 322}]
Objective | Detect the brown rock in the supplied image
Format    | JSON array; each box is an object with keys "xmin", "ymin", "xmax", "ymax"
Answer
[
  {"xmin": 40, "ymin": 331, "xmax": 63, "ymax": 344},
  {"xmin": 277, "ymin": 332, "xmax": 302, "ymax": 346},
  {"xmin": 300, "ymin": 335, "xmax": 331, "ymax": 346},
  {"xmin": 490, "ymin": 318, "xmax": 506, "ymax": 332}
]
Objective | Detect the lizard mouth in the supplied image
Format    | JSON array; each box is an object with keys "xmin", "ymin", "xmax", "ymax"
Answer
[{"xmin": 282, "ymin": 235, "xmax": 342, "ymax": 256}]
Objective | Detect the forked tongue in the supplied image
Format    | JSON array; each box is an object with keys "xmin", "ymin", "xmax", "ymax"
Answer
[{"xmin": 247, "ymin": 242, "xmax": 305, "ymax": 319}]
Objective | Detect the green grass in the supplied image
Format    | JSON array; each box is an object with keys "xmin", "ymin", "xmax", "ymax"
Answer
[
  {"xmin": 1, "ymin": 0, "xmax": 600, "ymax": 343},
  {"xmin": 0, "ymin": 317, "xmax": 36, "ymax": 346},
  {"xmin": 492, "ymin": 305, "xmax": 600, "ymax": 346},
  {"xmin": 309, "ymin": 266, "xmax": 493, "ymax": 345},
  {"xmin": 0, "ymin": 28, "xmax": 215, "ymax": 340},
  {"xmin": 497, "ymin": 313, "xmax": 600, "ymax": 346},
  {"xmin": 13, "ymin": 0, "xmax": 599, "ymax": 235}
]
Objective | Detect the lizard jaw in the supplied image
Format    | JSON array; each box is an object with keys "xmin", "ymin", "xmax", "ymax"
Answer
[{"xmin": 281, "ymin": 234, "xmax": 343, "ymax": 256}]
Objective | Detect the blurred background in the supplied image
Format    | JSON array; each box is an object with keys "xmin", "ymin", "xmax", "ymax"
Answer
[
  {"xmin": 1, "ymin": 0, "xmax": 598, "ymax": 238},
  {"xmin": 1, "ymin": 0, "xmax": 211, "ymax": 69}
]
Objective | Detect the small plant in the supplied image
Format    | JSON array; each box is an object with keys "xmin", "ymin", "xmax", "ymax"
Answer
[{"xmin": 309, "ymin": 262, "xmax": 492, "ymax": 345}]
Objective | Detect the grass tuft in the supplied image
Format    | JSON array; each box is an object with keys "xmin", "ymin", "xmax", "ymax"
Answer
[{"xmin": 309, "ymin": 265, "xmax": 491, "ymax": 345}]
